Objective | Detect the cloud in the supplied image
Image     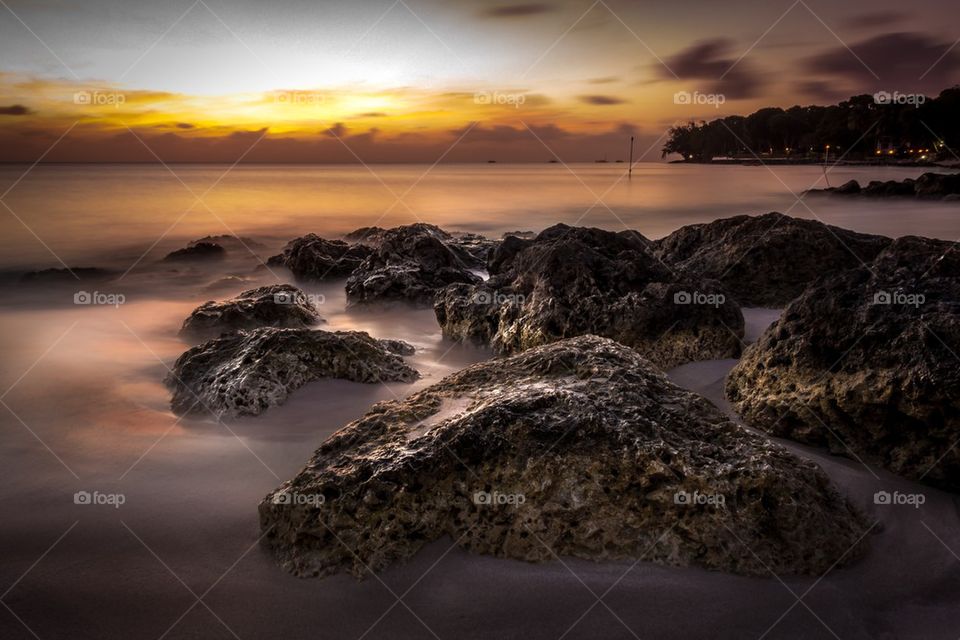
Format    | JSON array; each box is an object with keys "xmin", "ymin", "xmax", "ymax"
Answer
[
  {"xmin": 588, "ymin": 77, "xmax": 620, "ymax": 85},
  {"xmin": 325, "ymin": 122, "xmax": 348, "ymax": 138},
  {"xmin": 842, "ymin": 11, "xmax": 909, "ymax": 30},
  {"xmin": 578, "ymin": 95, "xmax": 627, "ymax": 105},
  {"xmin": 805, "ymin": 31, "xmax": 960, "ymax": 94},
  {"xmin": 660, "ymin": 38, "xmax": 764, "ymax": 99},
  {"xmin": 0, "ymin": 104, "xmax": 33, "ymax": 116},
  {"xmin": 480, "ymin": 3, "xmax": 555, "ymax": 18}
]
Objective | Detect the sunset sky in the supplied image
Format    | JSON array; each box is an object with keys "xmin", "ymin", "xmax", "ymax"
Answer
[{"xmin": 1, "ymin": 0, "xmax": 958, "ymax": 162}]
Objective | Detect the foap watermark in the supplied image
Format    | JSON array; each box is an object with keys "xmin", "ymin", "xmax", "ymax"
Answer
[
  {"xmin": 474, "ymin": 91, "xmax": 526, "ymax": 109},
  {"xmin": 74, "ymin": 490, "xmax": 126, "ymax": 509},
  {"xmin": 74, "ymin": 290, "xmax": 125, "ymax": 307},
  {"xmin": 874, "ymin": 490, "xmax": 925, "ymax": 509},
  {"xmin": 674, "ymin": 489, "xmax": 725, "ymax": 507},
  {"xmin": 674, "ymin": 91, "xmax": 725, "ymax": 108},
  {"xmin": 275, "ymin": 90, "xmax": 326, "ymax": 107},
  {"xmin": 473, "ymin": 490, "xmax": 526, "ymax": 506},
  {"xmin": 873, "ymin": 290, "xmax": 925, "ymax": 308},
  {"xmin": 73, "ymin": 90, "xmax": 126, "ymax": 107},
  {"xmin": 274, "ymin": 291, "xmax": 325, "ymax": 306},
  {"xmin": 471, "ymin": 290, "xmax": 525, "ymax": 306},
  {"xmin": 873, "ymin": 91, "xmax": 926, "ymax": 108},
  {"xmin": 673, "ymin": 290, "xmax": 725, "ymax": 308},
  {"xmin": 273, "ymin": 491, "xmax": 326, "ymax": 506}
]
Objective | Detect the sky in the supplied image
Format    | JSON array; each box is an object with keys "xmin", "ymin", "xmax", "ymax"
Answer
[{"xmin": 0, "ymin": 0, "xmax": 958, "ymax": 162}]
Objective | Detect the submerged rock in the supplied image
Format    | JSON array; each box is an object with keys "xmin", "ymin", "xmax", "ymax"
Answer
[
  {"xmin": 654, "ymin": 212, "xmax": 891, "ymax": 306},
  {"xmin": 811, "ymin": 173, "xmax": 960, "ymax": 199},
  {"xmin": 179, "ymin": 284, "xmax": 321, "ymax": 340},
  {"xmin": 434, "ymin": 224, "xmax": 743, "ymax": 368},
  {"xmin": 163, "ymin": 241, "xmax": 226, "ymax": 263},
  {"xmin": 267, "ymin": 234, "xmax": 373, "ymax": 281},
  {"xmin": 167, "ymin": 328, "xmax": 418, "ymax": 417},
  {"xmin": 346, "ymin": 224, "xmax": 482, "ymax": 306},
  {"xmin": 259, "ymin": 336, "xmax": 867, "ymax": 579},
  {"xmin": 727, "ymin": 235, "xmax": 960, "ymax": 491}
]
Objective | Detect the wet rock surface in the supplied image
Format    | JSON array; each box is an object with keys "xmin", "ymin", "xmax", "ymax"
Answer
[
  {"xmin": 179, "ymin": 284, "xmax": 321, "ymax": 340},
  {"xmin": 167, "ymin": 328, "xmax": 418, "ymax": 417},
  {"xmin": 346, "ymin": 224, "xmax": 482, "ymax": 306},
  {"xmin": 654, "ymin": 212, "xmax": 892, "ymax": 306},
  {"xmin": 434, "ymin": 224, "xmax": 743, "ymax": 368},
  {"xmin": 727, "ymin": 235, "xmax": 960, "ymax": 491},
  {"xmin": 259, "ymin": 335, "xmax": 868, "ymax": 579},
  {"xmin": 267, "ymin": 234, "xmax": 373, "ymax": 281},
  {"xmin": 812, "ymin": 172, "xmax": 960, "ymax": 199},
  {"xmin": 163, "ymin": 241, "xmax": 227, "ymax": 262}
]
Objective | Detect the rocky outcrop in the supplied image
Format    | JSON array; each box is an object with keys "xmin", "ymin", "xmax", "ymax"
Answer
[
  {"xmin": 167, "ymin": 328, "xmax": 418, "ymax": 417},
  {"xmin": 434, "ymin": 224, "xmax": 743, "ymax": 369},
  {"xmin": 163, "ymin": 241, "xmax": 226, "ymax": 262},
  {"xmin": 654, "ymin": 212, "xmax": 891, "ymax": 306},
  {"xmin": 267, "ymin": 234, "xmax": 373, "ymax": 281},
  {"xmin": 811, "ymin": 172, "xmax": 960, "ymax": 199},
  {"xmin": 346, "ymin": 224, "xmax": 482, "ymax": 306},
  {"xmin": 342, "ymin": 226, "xmax": 386, "ymax": 245},
  {"xmin": 179, "ymin": 284, "xmax": 321, "ymax": 340},
  {"xmin": 727, "ymin": 235, "xmax": 960, "ymax": 491},
  {"xmin": 259, "ymin": 336, "xmax": 867, "ymax": 579}
]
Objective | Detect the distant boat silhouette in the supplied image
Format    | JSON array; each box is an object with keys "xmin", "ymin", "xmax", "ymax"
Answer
[
  {"xmin": 548, "ymin": 159, "xmax": 559, "ymax": 163},
  {"xmin": 487, "ymin": 160, "xmax": 497, "ymax": 163},
  {"xmin": 595, "ymin": 155, "xmax": 609, "ymax": 163}
]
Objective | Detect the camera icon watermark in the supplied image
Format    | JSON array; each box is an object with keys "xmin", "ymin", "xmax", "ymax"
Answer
[
  {"xmin": 872, "ymin": 290, "xmax": 925, "ymax": 308},
  {"xmin": 873, "ymin": 490, "xmax": 925, "ymax": 509},
  {"xmin": 873, "ymin": 91, "xmax": 926, "ymax": 108},
  {"xmin": 474, "ymin": 91, "xmax": 526, "ymax": 109},
  {"xmin": 74, "ymin": 490, "xmax": 126, "ymax": 509},
  {"xmin": 275, "ymin": 91, "xmax": 325, "ymax": 107},
  {"xmin": 673, "ymin": 290, "xmax": 725, "ymax": 308},
  {"xmin": 471, "ymin": 290, "xmax": 525, "ymax": 305},
  {"xmin": 673, "ymin": 91, "xmax": 725, "ymax": 109},
  {"xmin": 673, "ymin": 489, "xmax": 725, "ymax": 507},
  {"xmin": 473, "ymin": 490, "xmax": 526, "ymax": 506},
  {"xmin": 273, "ymin": 491, "xmax": 325, "ymax": 506},
  {"xmin": 73, "ymin": 90, "xmax": 126, "ymax": 108},
  {"xmin": 74, "ymin": 291, "xmax": 125, "ymax": 307}
]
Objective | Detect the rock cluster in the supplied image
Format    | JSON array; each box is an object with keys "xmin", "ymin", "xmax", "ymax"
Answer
[
  {"xmin": 654, "ymin": 212, "xmax": 891, "ymax": 306},
  {"xmin": 434, "ymin": 224, "xmax": 743, "ymax": 368},
  {"xmin": 814, "ymin": 173, "xmax": 960, "ymax": 199},
  {"xmin": 167, "ymin": 328, "xmax": 418, "ymax": 417},
  {"xmin": 346, "ymin": 224, "xmax": 483, "ymax": 306},
  {"xmin": 727, "ymin": 235, "xmax": 960, "ymax": 491},
  {"xmin": 179, "ymin": 284, "xmax": 321, "ymax": 340},
  {"xmin": 259, "ymin": 336, "xmax": 868, "ymax": 579}
]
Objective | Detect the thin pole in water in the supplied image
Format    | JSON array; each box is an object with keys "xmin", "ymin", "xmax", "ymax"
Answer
[{"xmin": 628, "ymin": 136, "xmax": 635, "ymax": 178}]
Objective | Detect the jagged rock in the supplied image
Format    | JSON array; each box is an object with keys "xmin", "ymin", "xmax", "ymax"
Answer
[
  {"xmin": 259, "ymin": 336, "xmax": 868, "ymax": 579},
  {"xmin": 914, "ymin": 172, "xmax": 960, "ymax": 198},
  {"xmin": 189, "ymin": 235, "xmax": 265, "ymax": 250},
  {"xmin": 727, "ymin": 235, "xmax": 960, "ymax": 491},
  {"xmin": 434, "ymin": 224, "xmax": 743, "ymax": 369},
  {"xmin": 179, "ymin": 284, "xmax": 321, "ymax": 340},
  {"xmin": 267, "ymin": 234, "xmax": 373, "ymax": 281},
  {"xmin": 163, "ymin": 241, "xmax": 226, "ymax": 262},
  {"xmin": 167, "ymin": 328, "xmax": 418, "ymax": 417},
  {"xmin": 346, "ymin": 224, "xmax": 482, "ymax": 306},
  {"xmin": 863, "ymin": 179, "xmax": 918, "ymax": 197},
  {"xmin": 654, "ymin": 212, "xmax": 891, "ymax": 306},
  {"xmin": 342, "ymin": 227, "xmax": 386, "ymax": 245},
  {"xmin": 834, "ymin": 179, "xmax": 861, "ymax": 195}
]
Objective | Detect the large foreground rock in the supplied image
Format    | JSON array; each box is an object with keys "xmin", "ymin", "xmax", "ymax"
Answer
[
  {"xmin": 259, "ymin": 336, "xmax": 867, "ymax": 579},
  {"xmin": 346, "ymin": 224, "xmax": 482, "ymax": 306},
  {"xmin": 727, "ymin": 236, "xmax": 960, "ymax": 491},
  {"xmin": 167, "ymin": 328, "xmax": 418, "ymax": 417},
  {"xmin": 179, "ymin": 284, "xmax": 321, "ymax": 340},
  {"xmin": 267, "ymin": 234, "xmax": 373, "ymax": 281},
  {"xmin": 654, "ymin": 212, "xmax": 891, "ymax": 306},
  {"xmin": 434, "ymin": 224, "xmax": 743, "ymax": 369}
]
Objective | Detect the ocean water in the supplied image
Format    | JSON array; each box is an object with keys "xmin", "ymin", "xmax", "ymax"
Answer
[{"xmin": 1, "ymin": 163, "xmax": 959, "ymax": 639}]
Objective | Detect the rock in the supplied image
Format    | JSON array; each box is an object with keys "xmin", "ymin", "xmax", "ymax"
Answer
[
  {"xmin": 189, "ymin": 235, "xmax": 265, "ymax": 251},
  {"xmin": 834, "ymin": 179, "xmax": 861, "ymax": 195},
  {"xmin": 163, "ymin": 242, "xmax": 226, "ymax": 262},
  {"xmin": 202, "ymin": 275, "xmax": 253, "ymax": 294},
  {"xmin": 434, "ymin": 224, "xmax": 743, "ymax": 369},
  {"xmin": 167, "ymin": 328, "xmax": 418, "ymax": 417},
  {"xmin": 448, "ymin": 232, "xmax": 499, "ymax": 269},
  {"xmin": 267, "ymin": 234, "xmax": 373, "ymax": 281},
  {"xmin": 342, "ymin": 227, "xmax": 386, "ymax": 245},
  {"xmin": 863, "ymin": 179, "xmax": 918, "ymax": 197},
  {"xmin": 654, "ymin": 212, "xmax": 891, "ymax": 306},
  {"xmin": 20, "ymin": 267, "xmax": 116, "ymax": 284},
  {"xmin": 726, "ymin": 235, "xmax": 960, "ymax": 491},
  {"xmin": 258, "ymin": 336, "xmax": 868, "ymax": 579},
  {"xmin": 914, "ymin": 172, "xmax": 960, "ymax": 198},
  {"xmin": 179, "ymin": 284, "xmax": 321, "ymax": 340},
  {"xmin": 346, "ymin": 224, "xmax": 482, "ymax": 306}
]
